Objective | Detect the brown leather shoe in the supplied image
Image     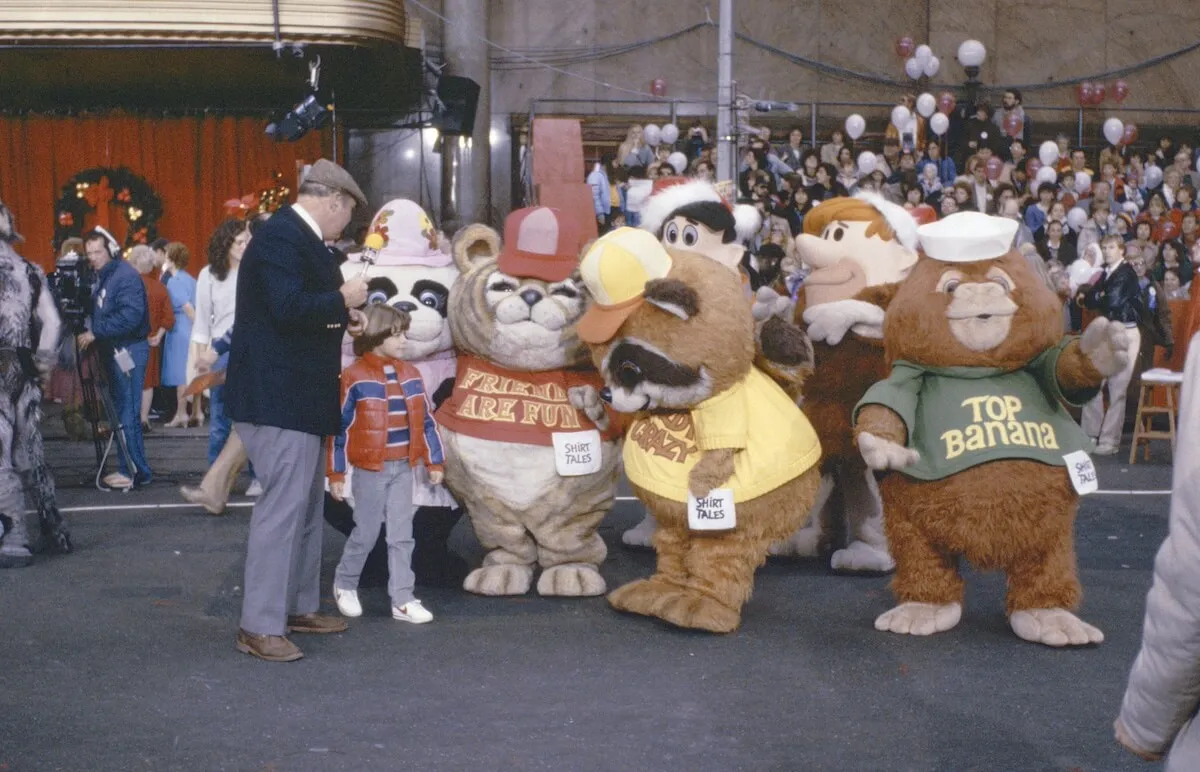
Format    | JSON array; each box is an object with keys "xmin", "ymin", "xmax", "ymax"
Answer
[
  {"xmin": 287, "ymin": 613, "xmax": 349, "ymax": 634},
  {"xmin": 236, "ymin": 630, "xmax": 303, "ymax": 662}
]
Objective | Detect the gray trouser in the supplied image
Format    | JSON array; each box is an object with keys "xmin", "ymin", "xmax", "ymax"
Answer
[
  {"xmin": 1081, "ymin": 325, "xmax": 1141, "ymax": 449},
  {"xmin": 237, "ymin": 423, "xmax": 325, "ymax": 636},
  {"xmin": 334, "ymin": 460, "xmax": 417, "ymax": 607}
]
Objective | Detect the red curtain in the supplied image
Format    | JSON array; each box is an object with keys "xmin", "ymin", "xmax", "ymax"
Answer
[{"xmin": 0, "ymin": 113, "xmax": 327, "ymax": 274}]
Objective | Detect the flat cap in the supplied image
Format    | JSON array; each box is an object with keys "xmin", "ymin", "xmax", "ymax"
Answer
[{"xmin": 303, "ymin": 159, "xmax": 368, "ymax": 210}]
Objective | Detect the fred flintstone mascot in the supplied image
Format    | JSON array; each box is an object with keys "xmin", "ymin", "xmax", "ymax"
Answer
[{"xmin": 0, "ymin": 199, "xmax": 72, "ymax": 567}]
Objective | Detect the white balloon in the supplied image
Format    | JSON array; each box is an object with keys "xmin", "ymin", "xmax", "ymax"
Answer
[
  {"xmin": 923, "ymin": 55, "xmax": 940, "ymax": 78},
  {"xmin": 1102, "ymin": 117, "xmax": 1125, "ymax": 147},
  {"xmin": 643, "ymin": 124, "xmax": 661, "ymax": 146},
  {"xmin": 929, "ymin": 113, "xmax": 949, "ymax": 136},
  {"xmin": 667, "ymin": 151, "xmax": 688, "ymax": 175},
  {"xmin": 1074, "ymin": 171, "xmax": 1092, "ymax": 193},
  {"xmin": 915, "ymin": 93, "xmax": 936, "ymax": 118},
  {"xmin": 660, "ymin": 123, "xmax": 680, "ymax": 145},
  {"xmin": 1066, "ymin": 207, "xmax": 1088, "ymax": 231},
  {"xmin": 914, "ymin": 44, "xmax": 933, "ymax": 65},
  {"xmin": 844, "ymin": 114, "xmax": 866, "ymax": 140},
  {"xmin": 857, "ymin": 151, "xmax": 878, "ymax": 175},
  {"xmin": 891, "ymin": 104, "xmax": 912, "ymax": 130},
  {"xmin": 1145, "ymin": 165, "xmax": 1164, "ymax": 189},
  {"xmin": 1038, "ymin": 140, "xmax": 1060, "ymax": 167},
  {"xmin": 904, "ymin": 57, "xmax": 923, "ymax": 80},
  {"xmin": 1036, "ymin": 165, "xmax": 1059, "ymax": 185}
]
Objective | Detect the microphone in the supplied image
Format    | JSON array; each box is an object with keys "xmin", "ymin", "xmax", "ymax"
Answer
[{"xmin": 358, "ymin": 233, "xmax": 384, "ymax": 277}]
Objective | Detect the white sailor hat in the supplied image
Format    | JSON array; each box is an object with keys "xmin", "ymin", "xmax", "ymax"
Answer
[{"xmin": 917, "ymin": 211, "xmax": 1020, "ymax": 263}]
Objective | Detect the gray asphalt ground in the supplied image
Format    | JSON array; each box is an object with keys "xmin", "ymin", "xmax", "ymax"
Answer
[{"xmin": 0, "ymin": 405, "xmax": 1178, "ymax": 771}]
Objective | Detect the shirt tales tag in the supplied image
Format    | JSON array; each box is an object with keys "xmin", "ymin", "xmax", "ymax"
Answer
[
  {"xmin": 553, "ymin": 430, "xmax": 602, "ymax": 476},
  {"xmin": 1063, "ymin": 450, "xmax": 1098, "ymax": 495},
  {"xmin": 688, "ymin": 488, "xmax": 737, "ymax": 531}
]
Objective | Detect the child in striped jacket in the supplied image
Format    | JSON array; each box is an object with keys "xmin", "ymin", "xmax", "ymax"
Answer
[{"xmin": 328, "ymin": 304, "xmax": 446, "ymax": 623}]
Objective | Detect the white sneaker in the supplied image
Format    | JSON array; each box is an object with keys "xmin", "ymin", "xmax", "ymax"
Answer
[
  {"xmin": 392, "ymin": 599, "xmax": 433, "ymax": 624},
  {"xmin": 333, "ymin": 586, "xmax": 362, "ymax": 617},
  {"xmin": 1094, "ymin": 444, "xmax": 1120, "ymax": 456},
  {"xmin": 245, "ymin": 480, "xmax": 264, "ymax": 497}
]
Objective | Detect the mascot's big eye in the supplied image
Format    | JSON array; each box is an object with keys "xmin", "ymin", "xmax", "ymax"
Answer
[
  {"xmin": 418, "ymin": 289, "xmax": 442, "ymax": 309},
  {"xmin": 990, "ymin": 275, "xmax": 1013, "ymax": 292},
  {"xmin": 682, "ymin": 225, "xmax": 699, "ymax": 247},
  {"xmin": 617, "ymin": 360, "xmax": 643, "ymax": 387},
  {"xmin": 832, "ymin": 227, "xmax": 845, "ymax": 241},
  {"xmin": 664, "ymin": 222, "xmax": 680, "ymax": 244},
  {"xmin": 489, "ymin": 280, "xmax": 517, "ymax": 293},
  {"xmin": 943, "ymin": 279, "xmax": 961, "ymax": 294},
  {"xmin": 367, "ymin": 289, "xmax": 389, "ymax": 305}
]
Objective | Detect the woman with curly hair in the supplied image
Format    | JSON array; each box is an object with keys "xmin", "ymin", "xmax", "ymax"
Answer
[{"xmin": 192, "ymin": 218, "xmax": 250, "ymax": 465}]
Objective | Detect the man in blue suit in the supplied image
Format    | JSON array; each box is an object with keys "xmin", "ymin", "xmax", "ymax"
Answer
[{"xmin": 225, "ymin": 160, "xmax": 369, "ymax": 662}]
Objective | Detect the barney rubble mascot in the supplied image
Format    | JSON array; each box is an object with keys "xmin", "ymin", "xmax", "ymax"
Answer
[{"xmin": 854, "ymin": 212, "xmax": 1129, "ymax": 647}]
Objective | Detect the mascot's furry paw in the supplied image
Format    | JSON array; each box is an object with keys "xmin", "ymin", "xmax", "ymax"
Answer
[
  {"xmin": 609, "ymin": 578, "xmax": 683, "ymax": 618},
  {"xmin": 768, "ymin": 525, "xmax": 822, "ymax": 558},
  {"xmin": 1079, "ymin": 317, "xmax": 1131, "ymax": 378},
  {"xmin": 752, "ymin": 286, "xmax": 793, "ymax": 322},
  {"xmin": 656, "ymin": 588, "xmax": 740, "ymax": 634},
  {"xmin": 463, "ymin": 564, "xmax": 534, "ymax": 596},
  {"xmin": 831, "ymin": 540, "xmax": 895, "ymax": 573},
  {"xmin": 858, "ymin": 432, "xmax": 920, "ymax": 471},
  {"xmin": 567, "ymin": 385, "xmax": 610, "ymax": 431},
  {"xmin": 621, "ymin": 514, "xmax": 658, "ymax": 549},
  {"xmin": 1009, "ymin": 608, "xmax": 1104, "ymax": 647},
  {"xmin": 803, "ymin": 300, "xmax": 886, "ymax": 346},
  {"xmin": 875, "ymin": 602, "xmax": 962, "ymax": 636},
  {"xmin": 537, "ymin": 563, "xmax": 606, "ymax": 597}
]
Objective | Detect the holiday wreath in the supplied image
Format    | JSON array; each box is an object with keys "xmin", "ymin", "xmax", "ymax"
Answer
[{"xmin": 54, "ymin": 167, "xmax": 164, "ymax": 250}]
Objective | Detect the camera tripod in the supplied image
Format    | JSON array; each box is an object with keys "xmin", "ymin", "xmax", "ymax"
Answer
[{"xmin": 75, "ymin": 340, "xmax": 139, "ymax": 492}]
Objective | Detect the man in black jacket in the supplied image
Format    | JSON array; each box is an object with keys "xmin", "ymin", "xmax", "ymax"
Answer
[
  {"xmin": 225, "ymin": 160, "xmax": 369, "ymax": 662},
  {"xmin": 1078, "ymin": 234, "xmax": 1143, "ymax": 454}
]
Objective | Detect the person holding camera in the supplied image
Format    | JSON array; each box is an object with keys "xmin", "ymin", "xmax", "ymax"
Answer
[
  {"xmin": 76, "ymin": 227, "xmax": 153, "ymax": 489},
  {"xmin": 0, "ymin": 199, "xmax": 71, "ymax": 567}
]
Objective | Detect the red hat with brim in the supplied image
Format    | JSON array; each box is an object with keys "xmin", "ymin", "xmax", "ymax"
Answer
[{"xmin": 496, "ymin": 206, "xmax": 580, "ymax": 282}]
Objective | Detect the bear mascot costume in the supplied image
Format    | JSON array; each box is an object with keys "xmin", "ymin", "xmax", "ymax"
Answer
[
  {"xmin": 323, "ymin": 199, "xmax": 468, "ymax": 587},
  {"xmin": 436, "ymin": 206, "xmax": 623, "ymax": 597},
  {"xmin": 853, "ymin": 211, "xmax": 1130, "ymax": 647},
  {"xmin": 770, "ymin": 192, "xmax": 919, "ymax": 573},
  {"xmin": 577, "ymin": 228, "xmax": 823, "ymax": 633}
]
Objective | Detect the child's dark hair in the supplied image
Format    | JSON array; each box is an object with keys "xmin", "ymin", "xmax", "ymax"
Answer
[{"xmin": 353, "ymin": 304, "xmax": 412, "ymax": 357}]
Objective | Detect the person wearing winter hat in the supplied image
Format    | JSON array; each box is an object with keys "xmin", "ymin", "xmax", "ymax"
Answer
[{"xmin": 0, "ymin": 199, "xmax": 72, "ymax": 566}]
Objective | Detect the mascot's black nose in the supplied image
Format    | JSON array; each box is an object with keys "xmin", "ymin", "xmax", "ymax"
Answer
[
  {"xmin": 395, "ymin": 301, "xmax": 417, "ymax": 313},
  {"xmin": 520, "ymin": 289, "xmax": 543, "ymax": 307},
  {"xmin": 599, "ymin": 387, "xmax": 612, "ymax": 404}
]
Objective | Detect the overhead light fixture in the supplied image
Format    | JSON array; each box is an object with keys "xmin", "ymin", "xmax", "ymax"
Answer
[{"xmin": 266, "ymin": 56, "xmax": 331, "ymax": 142}]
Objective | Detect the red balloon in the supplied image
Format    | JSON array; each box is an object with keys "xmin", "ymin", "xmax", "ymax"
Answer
[
  {"xmin": 1077, "ymin": 81, "xmax": 1095, "ymax": 107},
  {"xmin": 1092, "ymin": 82, "xmax": 1107, "ymax": 104},
  {"xmin": 896, "ymin": 36, "xmax": 915, "ymax": 58},
  {"xmin": 650, "ymin": 78, "xmax": 667, "ymax": 98},
  {"xmin": 1026, "ymin": 158, "xmax": 1042, "ymax": 177},
  {"xmin": 937, "ymin": 91, "xmax": 957, "ymax": 116},
  {"xmin": 1002, "ymin": 112, "xmax": 1023, "ymax": 138},
  {"xmin": 1121, "ymin": 123, "xmax": 1139, "ymax": 146},
  {"xmin": 1113, "ymin": 79, "xmax": 1130, "ymax": 104},
  {"xmin": 910, "ymin": 204, "xmax": 938, "ymax": 225},
  {"xmin": 985, "ymin": 156, "xmax": 1004, "ymax": 181}
]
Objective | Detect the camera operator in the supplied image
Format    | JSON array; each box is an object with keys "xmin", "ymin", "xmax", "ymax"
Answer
[
  {"xmin": 0, "ymin": 198, "xmax": 71, "ymax": 567},
  {"xmin": 76, "ymin": 227, "xmax": 153, "ymax": 489}
]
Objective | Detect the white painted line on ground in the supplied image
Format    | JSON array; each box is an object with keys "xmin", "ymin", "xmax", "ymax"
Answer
[{"xmin": 31, "ymin": 489, "xmax": 1170, "ymax": 515}]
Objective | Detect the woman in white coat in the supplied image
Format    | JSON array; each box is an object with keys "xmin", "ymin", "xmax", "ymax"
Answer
[{"xmin": 1115, "ymin": 332, "xmax": 1200, "ymax": 768}]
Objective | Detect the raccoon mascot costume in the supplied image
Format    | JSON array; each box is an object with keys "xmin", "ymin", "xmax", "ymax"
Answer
[{"xmin": 0, "ymin": 199, "xmax": 72, "ymax": 567}]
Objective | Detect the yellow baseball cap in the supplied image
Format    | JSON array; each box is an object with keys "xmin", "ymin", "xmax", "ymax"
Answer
[{"xmin": 577, "ymin": 227, "xmax": 673, "ymax": 344}]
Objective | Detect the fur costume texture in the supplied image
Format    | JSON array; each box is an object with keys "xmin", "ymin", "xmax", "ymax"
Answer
[
  {"xmin": 0, "ymin": 237, "xmax": 71, "ymax": 566},
  {"xmin": 322, "ymin": 199, "xmax": 468, "ymax": 587},
  {"xmin": 770, "ymin": 195, "xmax": 918, "ymax": 573},
  {"xmin": 853, "ymin": 243, "xmax": 1130, "ymax": 647},
  {"xmin": 435, "ymin": 208, "xmax": 622, "ymax": 597},
  {"xmin": 621, "ymin": 180, "xmax": 814, "ymax": 550},
  {"xmin": 581, "ymin": 242, "xmax": 822, "ymax": 633}
]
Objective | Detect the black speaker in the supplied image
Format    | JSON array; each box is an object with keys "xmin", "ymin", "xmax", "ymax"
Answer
[{"xmin": 435, "ymin": 76, "xmax": 481, "ymax": 136}]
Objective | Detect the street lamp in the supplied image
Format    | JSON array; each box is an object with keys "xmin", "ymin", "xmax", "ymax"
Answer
[{"xmin": 957, "ymin": 40, "xmax": 987, "ymax": 110}]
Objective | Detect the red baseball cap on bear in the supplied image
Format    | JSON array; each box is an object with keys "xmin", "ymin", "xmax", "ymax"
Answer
[{"xmin": 497, "ymin": 206, "xmax": 580, "ymax": 282}]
